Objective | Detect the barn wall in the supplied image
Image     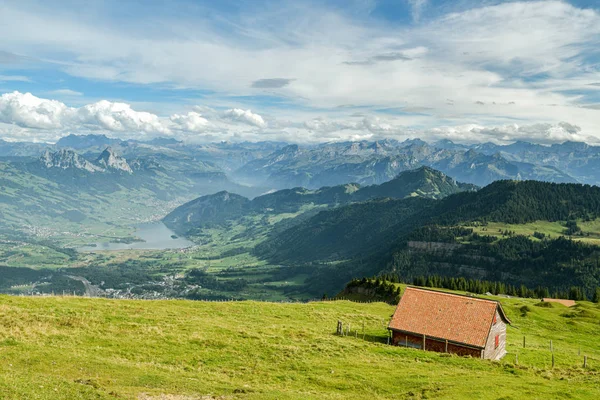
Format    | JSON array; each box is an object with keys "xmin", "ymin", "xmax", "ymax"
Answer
[
  {"xmin": 391, "ymin": 330, "xmax": 482, "ymax": 358},
  {"xmin": 483, "ymin": 308, "xmax": 507, "ymax": 360}
]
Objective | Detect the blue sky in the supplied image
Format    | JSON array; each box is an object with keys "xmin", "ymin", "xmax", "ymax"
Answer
[{"xmin": 0, "ymin": 0, "xmax": 599, "ymax": 144}]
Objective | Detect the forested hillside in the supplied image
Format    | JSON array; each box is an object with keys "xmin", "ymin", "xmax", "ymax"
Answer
[
  {"xmin": 256, "ymin": 180, "xmax": 600, "ymax": 297},
  {"xmin": 164, "ymin": 167, "xmax": 473, "ymax": 235}
]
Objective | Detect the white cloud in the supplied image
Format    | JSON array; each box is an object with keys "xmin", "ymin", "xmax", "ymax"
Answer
[
  {"xmin": 0, "ymin": 91, "xmax": 69, "ymax": 129},
  {"xmin": 303, "ymin": 118, "xmax": 358, "ymax": 133},
  {"xmin": 170, "ymin": 112, "xmax": 210, "ymax": 132},
  {"xmin": 76, "ymin": 100, "xmax": 169, "ymax": 134},
  {"xmin": 0, "ymin": 91, "xmax": 595, "ymax": 146},
  {"xmin": 426, "ymin": 122, "xmax": 597, "ymax": 145},
  {"xmin": 1, "ymin": 1, "xmax": 598, "ymax": 128},
  {"xmin": 222, "ymin": 109, "xmax": 267, "ymax": 128},
  {"xmin": 0, "ymin": 91, "xmax": 168, "ymax": 136},
  {"xmin": 0, "ymin": 1, "xmax": 599, "ymax": 143}
]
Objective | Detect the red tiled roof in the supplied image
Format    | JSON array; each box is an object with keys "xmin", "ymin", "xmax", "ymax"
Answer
[{"xmin": 388, "ymin": 287, "xmax": 510, "ymax": 348}]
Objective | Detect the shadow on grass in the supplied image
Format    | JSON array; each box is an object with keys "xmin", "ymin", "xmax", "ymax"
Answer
[{"xmin": 334, "ymin": 332, "xmax": 388, "ymax": 344}]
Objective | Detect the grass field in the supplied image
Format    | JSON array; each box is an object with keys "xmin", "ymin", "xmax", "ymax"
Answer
[
  {"xmin": 0, "ymin": 290, "xmax": 599, "ymax": 399},
  {"xmin": 467, "ymin": 219, "xmax": 600, "ymax": 245}
]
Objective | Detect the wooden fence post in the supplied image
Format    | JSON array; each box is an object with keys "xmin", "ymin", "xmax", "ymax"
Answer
[
  {"xmin": 523, "ymin": 336, "xmax": 526, "ymax": 348},
  {"xmin": 550, "ymin": 340, "xmax": 553, "ymax": 352},
  {"xmin": 405, "ymin": 335, "xmax": 408, "ymax": 348},
  {"xmin": 422, "ymin": 334, "xmax": 426, "ymax": 351},
  {"xmin": 362, "ymin": 321, "xmax": 365, "ymax": 340},
  {"xmin": 515, "ymin": 353, "xmax": 518, "ymax": 365},
  {"xmin": 445, "ymin": 339, "xmax": 448, "ymax": 353},
  {"xmin": 584, "ymin": 356, "xmax": 587, "ymax": 368}
]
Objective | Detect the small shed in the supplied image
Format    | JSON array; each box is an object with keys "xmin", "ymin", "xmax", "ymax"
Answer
[{"xmin": 388, "ymin": 287, "xmax": 511, "ymax": 360}]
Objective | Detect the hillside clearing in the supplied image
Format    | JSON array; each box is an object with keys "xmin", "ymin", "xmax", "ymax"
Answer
[{"xmin": 466, "ymin": 219, "xmax": 600, "ymax": 245}]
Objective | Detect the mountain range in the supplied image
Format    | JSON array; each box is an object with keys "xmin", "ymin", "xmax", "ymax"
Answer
[
  {"xmin": 232, "ymin": 140, "xmax": 577, "ymax": 188},
  {"xmin": 4, "ymin": 133, "xmax": 600, "ymax": 248},
  {"xmin": 5, "ymin": 134, "xmax": 600, "ymax": 190},
  {"xmin": 0, "ymin": 145, "xmax": 262, "ymax": 234},
  {"xmin": 163, "ymin": 167, "xmax": 476, "ymax": 234}
]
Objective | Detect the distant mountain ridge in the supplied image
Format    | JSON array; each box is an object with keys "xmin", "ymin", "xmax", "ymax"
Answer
[
  {"xmin": 5, "ymin": 134, "xmax": 600, "ymax": 188},
  {"xmin": 233, "ymin": 139, "xmax": 578, "ymax": 189},
  {"xmin": 163, "ymin": 167, "xmax": 476, "ymax": 234},
  {"xmin": 39, "ymin": 149, "xmax": 104, "ymax": 172},
  {"xmin": 38, "ymin": 147, "xmax": 133, "ymax": 174},
  {"xmin": 96, "ymin": 147, "xmax": 133, "ymax": 173}
]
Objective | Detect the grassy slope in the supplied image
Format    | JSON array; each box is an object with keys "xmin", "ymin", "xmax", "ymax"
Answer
[
  {"xmin": 0, "ymin": 293, "xmax": 599, "ymax": 399},
  {"xmin": 466, "ymin": 219, "xmax": 600, "ymax": 245}
]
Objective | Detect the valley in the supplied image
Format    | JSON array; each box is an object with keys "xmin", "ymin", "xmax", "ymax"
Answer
[{"xmin": 3, "ymin": 135, "xmax": 600, "ymax": 304}]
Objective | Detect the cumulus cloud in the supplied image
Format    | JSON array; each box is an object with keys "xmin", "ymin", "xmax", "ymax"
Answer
[
  {"xmin": 170, "ymin": 112, "xmax": 210, "ymax": 132},
  {"xmin": 0, "ymin": 91, "xmax": 168, "ymax": 135},
  {"xmin": 76, "ymin": 100, "xmax": 168, "ymax": 134},
  {"xmin": 0, "ymin": 91, "xmax": 596, "ymax": 146},
  {"xmin": 222, "ymin": 109, "xmax": 267, "ymax": 128},
  {"xmin": 0, "ymin": 92, "xmax": 289, "ymax": 142},
  {"xmin": 0, "ymin": 91, "xmax": 69, "ymax": 129}
]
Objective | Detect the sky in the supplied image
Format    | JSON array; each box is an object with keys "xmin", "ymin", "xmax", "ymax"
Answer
[{"xmin": 0, "ymin": 0, "xmax": 599, "ymax": 144}]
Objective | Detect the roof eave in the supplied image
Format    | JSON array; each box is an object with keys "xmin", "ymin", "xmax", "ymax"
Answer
[
  {"xmin": 497, "ymin": 303, "xmax": 512, "ymax": 325},
  {"xmin": 388, "ymin": 327, "xmax": 486, "ymax": 350}
]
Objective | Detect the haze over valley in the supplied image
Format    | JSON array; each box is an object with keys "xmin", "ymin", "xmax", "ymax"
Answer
[{"xmin": 1, "ymin": 134, "xmax": 600, "ymax": 302}]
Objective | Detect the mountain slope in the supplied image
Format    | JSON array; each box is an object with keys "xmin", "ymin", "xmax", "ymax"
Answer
[
  {"xmin": 163, "ymin": 167, "xmax": 475, "ymax": 234},
  {"xmin": 39, "ymin": 149, "xmax": 103, "ymax": 172},
  {"xmin": 354, "ymin": 166, "xmax": 477, "ymax": 201},
  {"xmin": 255, "ymin": 180, "xmax": 600, "ymax": 264},
  {"xmin": 162, "ymin": 191, "xmax": 252, "ymax": 232},
  {"xmin": 254, "ymin": 197, "xmax": 435, "ymax": 263},
  {"xmin": 95, "ymin": 147, "xmax": 133, "ymax": 173}
]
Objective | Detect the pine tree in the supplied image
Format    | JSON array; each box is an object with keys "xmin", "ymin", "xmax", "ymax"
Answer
[{"xmin": 593, "ymin": 287, "xmax": 600, "ymax": 303}]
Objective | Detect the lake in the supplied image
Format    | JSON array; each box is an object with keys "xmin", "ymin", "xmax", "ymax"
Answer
[{"xmin": 78, "ymin": 222, "xmax": 195, "ymax": 251}]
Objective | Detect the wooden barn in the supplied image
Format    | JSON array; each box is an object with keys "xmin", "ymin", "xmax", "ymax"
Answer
[{"xmin": 388, "ymin": 287, "xmax": 511, "ymax": 360}]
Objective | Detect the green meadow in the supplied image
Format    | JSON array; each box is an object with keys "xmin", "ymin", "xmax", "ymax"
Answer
[
  {"xmin": 0, "ymin": 291, "xmax": 599, "ymax": 399},
  {"xmin": 467, "ymin": 219, "xmax": 600, "ymax": 245}
]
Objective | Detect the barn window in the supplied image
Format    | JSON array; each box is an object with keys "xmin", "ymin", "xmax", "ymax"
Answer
[{"xmin": 494, "ymin": 335, "xmax": 499, "ymax": 349}]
